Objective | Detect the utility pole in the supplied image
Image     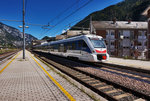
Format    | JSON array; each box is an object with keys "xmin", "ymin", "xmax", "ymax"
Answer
[
  {"xmin": 23, "ymin": 0, "xmax": 25, "ymax": 59},
  {"xmin": 148, "ymin": 11, "xmax": 150, "ymax": 59},
  {"xmin": 141, "ymin": 6, "xmax": 150, "ymax": 59},
  {"xmin": 90, "ymin": 15, "xmax": 93, "ymax": 34}
]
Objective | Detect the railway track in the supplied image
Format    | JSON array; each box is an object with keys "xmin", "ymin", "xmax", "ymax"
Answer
[
  {"xmin": 32, "ymin": 51, "xmax": 150, "ymax": 101},
  {"xmin": 0, "ymin": 51, "xmax": 18, "ymax": 64}
]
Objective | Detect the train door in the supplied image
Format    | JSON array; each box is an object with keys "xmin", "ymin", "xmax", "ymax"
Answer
[
  {"xmin": 59, "ymin": 44, "xmax": 64, "ymax": 52},
  {"xmin": 80, "ymin": 40, "xmax": 90, "ymax": 61}
]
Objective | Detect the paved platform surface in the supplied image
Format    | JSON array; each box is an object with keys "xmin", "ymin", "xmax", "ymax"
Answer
[
  {"xmin": 104, "ymin": 57, "xmax": 150, "ymax": 70},
  {"xmin": 0, "ymin": 50, "xmax": 93, "ymax": 101}
]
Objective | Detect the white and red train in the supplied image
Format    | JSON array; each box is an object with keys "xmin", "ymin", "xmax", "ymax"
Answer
[{"xmin": 33, "ymin": 34, "xmax": 109, "ymax": 62}]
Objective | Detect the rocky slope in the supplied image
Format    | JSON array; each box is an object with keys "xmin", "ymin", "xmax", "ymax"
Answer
[{"xmin": 0, "ymin": 22, "xmax": 37, "ymax": 47}]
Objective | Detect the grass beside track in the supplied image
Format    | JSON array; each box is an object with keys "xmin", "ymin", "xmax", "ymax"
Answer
[{"xmin": 0, "ymin": 49, "xmax": 18, "ymax": 54}]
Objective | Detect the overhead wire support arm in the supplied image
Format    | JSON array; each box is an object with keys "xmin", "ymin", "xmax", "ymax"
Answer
[
  {"xmin": 22, "ymin": 0, "xmax": 25, "ymax": 59},
  {"xmin": 26, "ymin": 23, "xmax": 53, "ymax": 27}
]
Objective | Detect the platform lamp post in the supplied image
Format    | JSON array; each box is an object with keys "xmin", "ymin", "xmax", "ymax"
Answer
[{"xmin": 18, "ymin": 25, "xmax": 29, "ymax": 59}]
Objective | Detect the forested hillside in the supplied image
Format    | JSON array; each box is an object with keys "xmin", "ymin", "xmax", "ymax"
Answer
[{"xmin": 73, "ymin": 0, "xmax": 150, "ymax": 28}]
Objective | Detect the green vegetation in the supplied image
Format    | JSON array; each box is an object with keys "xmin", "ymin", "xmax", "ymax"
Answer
[
  {"xmin": 0, "ymin": 49, "xmax": 18, "ymax": 54},
  {"xmin": 73, "ymin": 0, "xmax": 150, "ymax": 28}
]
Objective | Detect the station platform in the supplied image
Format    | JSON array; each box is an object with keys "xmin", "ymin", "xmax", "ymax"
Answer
[
  {"xmin": 104, "ymin": 57, "xmax": 150, "ymax": 70},
  {"xmin": 0, "ymin": 50, "xmax": 94, "ymax": 101}
]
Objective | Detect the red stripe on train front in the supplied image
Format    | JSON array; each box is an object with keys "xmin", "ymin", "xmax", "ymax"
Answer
[{"xmin": 95, "ymin": 50, "xmax": 106, "ymax": 53}]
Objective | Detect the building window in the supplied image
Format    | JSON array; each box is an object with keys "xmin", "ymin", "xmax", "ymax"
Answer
[
  {"xmin": 124, "ymin": 36, "xmax": 129, "ymax": 39},
  {"xmin": 111, "ymin": 42, "xmax": 114, "ymax": 45},
  {"xmin": 145, "ymin": 42, "xmax": 147, "ymax": 46},
  {"xmin": 138, "ymin": 31, "xmax": 142, "ymax": 36},
  {"xmin": 144, "ymin": 31, "xmax": 147, "ymax": 36},
  {"xmin": 130, "ymin": 31, "xmax": 134, "ymax": 39},
  {"xmin": 105, "ymin": 42, "xmax": 108, "ymax": 45},
  {"xmin": 111, "ymin": 32, "xmax": 115, "ymax": 35},
  {"xmin": 123, "ymin": 47, "xmax": 130, "ymax": 49},
  {"xmin": 138, "ymin": 42, "xmax": 142, "ymax": 46},
  {"xmin": 106, "ymin": 32, "xmax": 108, "ymax": 36}
]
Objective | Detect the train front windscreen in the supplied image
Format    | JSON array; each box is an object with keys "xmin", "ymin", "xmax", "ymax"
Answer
[{"xmin": 89, "ymin": 38, "xmax": 106, "ymax": 48}]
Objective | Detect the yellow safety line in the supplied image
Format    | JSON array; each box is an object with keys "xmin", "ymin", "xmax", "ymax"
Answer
[
  {"xmin": 0, "ymin": 51, "xmax": 21, "ymax": 73},
  {"xmin": 30, "ymin": 53, "xmax": 76, "ymax": 101}
]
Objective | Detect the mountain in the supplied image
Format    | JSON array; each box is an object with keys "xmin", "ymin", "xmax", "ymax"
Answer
[
  {"xmin": 73, "ymin": 0, "xmax": 150, "ymax": 29},
  {"xmin": 42, "ymin": 36, "xmax": 55, "ymax": 42},
  {"xmin": 0, "ymin": 22, "xmax": 37, "ymax": 47}
]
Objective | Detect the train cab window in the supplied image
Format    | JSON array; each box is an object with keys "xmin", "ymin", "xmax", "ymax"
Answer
[{"xmin": 89, "ymin": 38, "xmax": 106, "ymax": 48}]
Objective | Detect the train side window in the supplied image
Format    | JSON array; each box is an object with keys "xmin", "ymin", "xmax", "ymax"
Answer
[
  {"xmin": 67, "ymin": 43, "xmax": 72, "ymax": 50},
  {"xmin": 78, "ymin": 40, "xmax": 82, "ymax": 49},
  {"xmin": 54, "ymin": 44, "xmax": 58, "ymax": 50},
  {"xmin": 72, "ymin": 42, "xmax": 76, "ymax": 50},
  {"xmin": 78, "ymin": 40, "xmax": 88, "ymax": 49},
  {"xmin": 50, "ymin": 45, "xmax": 54, "ymax": 51},
  {"xmin": 82, "ymin": 41, "xmax": 88, "ymax": 48},
  {"xmin": 64, "ymin": 43, "xmax": 67, "ymax": 52}
]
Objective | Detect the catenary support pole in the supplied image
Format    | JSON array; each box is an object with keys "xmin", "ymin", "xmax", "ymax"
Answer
[{"xmin": 23, "ymin": 0, "xmax": 25, "ymax": 59}]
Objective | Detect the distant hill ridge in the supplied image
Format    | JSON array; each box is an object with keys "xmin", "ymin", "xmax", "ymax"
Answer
[
  {"xmin": 0, "ymin": 22, "xmax": 37, "ymax": 47},
  {"xmin": 73, "ymin": 0, "xmax": 150, "ymax": 28}
]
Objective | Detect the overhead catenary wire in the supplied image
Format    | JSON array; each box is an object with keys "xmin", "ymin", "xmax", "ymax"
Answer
[
  {"xmin": 42, "ymin": 0, "xmax": 94, "ymax": 36},
  {"xmin": 50, "ymin": 0, "xmax": 119, "ymax": 37},
  {"xmin": 39, "ymin": 0, "xmax": 82, "ymax": 37},
  {"xmin": 50, "ymin": 0, "xmax": 93, "ymax": 30},
  {"xmin": 52, "ymin": 18, "xmax": 83, "ymax": 35},
  {"xmin": 0, "ymin": 19, "xmax": 50, "ymax": 27},
  {"xmin": 26, "ymin": 23, "xmax": 52, "ymax": 26},
  {"xmin": 0, "ymin": 19, "xmax": 22, "ymax": 22},
  {"xmin": 51, "ymin": 17, "xmax": 90, "ymax": 36},
  {"xmin": 48, "ymin": 0, "xmax": 81, "ymax": 24}
]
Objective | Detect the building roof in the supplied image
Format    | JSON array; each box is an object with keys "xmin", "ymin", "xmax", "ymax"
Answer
[
  {"xmin": 92, "ymin": 21, "xmax": 147, "ymax": 30},
  {"xmin": 67, "ymin": 30, "xmax": 89, "ymax": 36}
]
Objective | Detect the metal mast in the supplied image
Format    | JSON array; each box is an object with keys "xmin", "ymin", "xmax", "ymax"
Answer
[
  {"xmin": 90, "ymin": 16, "xmax": 92, "ymax": 34},
  {"xmin": 23, "ymin": 0, "xmax": 25, "ymax": 59}
]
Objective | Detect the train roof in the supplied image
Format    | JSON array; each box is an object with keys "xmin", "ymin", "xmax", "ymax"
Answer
[{"xmin": 39, "ymin": 34, "xmax": 103, "ymax": 46}]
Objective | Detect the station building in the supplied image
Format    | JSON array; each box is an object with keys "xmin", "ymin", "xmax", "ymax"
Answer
[{"xmin": 92, "ymin": 20, "xmax": 148, "ymax": 59}]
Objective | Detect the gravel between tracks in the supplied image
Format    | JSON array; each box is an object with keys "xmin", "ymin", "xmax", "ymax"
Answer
[{"xmin": 76, "ymin": 66, "xmax": 150, "ymax": 96}]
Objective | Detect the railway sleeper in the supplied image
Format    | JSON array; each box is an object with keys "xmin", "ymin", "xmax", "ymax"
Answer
[{"xmin": 91, "ymin": 82, "xmax": 106, "ymax": 86}]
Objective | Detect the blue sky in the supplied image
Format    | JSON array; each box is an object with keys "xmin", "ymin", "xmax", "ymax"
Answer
[{"xmin": 0, "ymin": 0, "xmax": 123, "ymax": 39}]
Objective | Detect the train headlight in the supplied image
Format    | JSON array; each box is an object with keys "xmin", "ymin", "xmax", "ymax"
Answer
[{"xmin": 102, "ymin": 55, "xmax": 107, "ymax": 60}]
